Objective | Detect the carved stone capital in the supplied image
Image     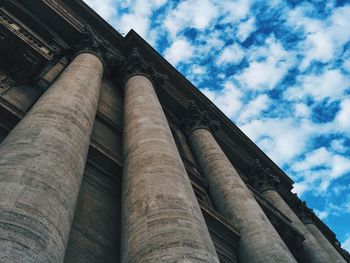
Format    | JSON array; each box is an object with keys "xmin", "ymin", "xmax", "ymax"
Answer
[
  {"xmin": 249, "ymin": 159, "xmax": 280, "ymax": 193},
  {"xmin": 290, "ymin": 194, "xmax": 315, "ymax": 224},
  {"xmin": 73, "ymin": 25, "xmax": 125, "ymax": 73},
  {"xmin": 118, "ymin": 47, "xmax": 168, "ymax": 86},
  {"xmin": 182, "ymin": 100, "xmax": 220, "ymax": 135}
]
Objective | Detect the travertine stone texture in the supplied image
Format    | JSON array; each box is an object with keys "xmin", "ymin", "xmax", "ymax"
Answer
[
  {"xmin": 263, "ymin": 190, "xmax": 332, "ymax": 262},
  {"xmin": 189, "ymin": 128, "xmax": 297, "ymax": 263},
  {"xmin": 121, "ymin": 75, "xmax": 219, "ymax": 263},
  {"xmin": 305, "ymin": 222, "xmax": 346, "ymax": 263},
  {"xmin": 0, "ymin": 53, "xmax": 103, "ymax": 263}
]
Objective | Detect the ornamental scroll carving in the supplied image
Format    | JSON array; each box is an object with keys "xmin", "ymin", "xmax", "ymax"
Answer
[
  {"xmin": 118, "ymin": 47, "xmax": 168, "ymax": 86},
  {"xmin": 72, "ymin": 25, "xmax": 125, "ymax": 74},
  {"xmin": 249, "ymin": 159, "xmax": 280, "ymax": 193},
  {"xmin": 182, "ymin": 100, "xmax": 220, "ymax": 135}
]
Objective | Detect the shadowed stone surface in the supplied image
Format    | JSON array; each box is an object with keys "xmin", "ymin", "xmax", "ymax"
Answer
[
  {"xmin": 305, "ymin": 223, "xmax": 346, "ymax": 263},
  {"xmin": 121, "ymin": 75, "xmax": 219, "ymax": 263},
  {"xmin": 0, "ymin": 53, "xmax": 103, "ymax": 262},
  {"xmin": 262, "ymin": 190, "xmax": 332, "ymax": 262},
  {"xmin": 250, "ymin": 161, "xmax": 332, "ymax": 262},
  {"xmin": 188, "ymin": 128, "xmax": 297, "ymax": 263}
]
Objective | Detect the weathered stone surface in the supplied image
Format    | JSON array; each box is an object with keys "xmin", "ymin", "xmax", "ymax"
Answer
[
  {"xmin": 262, "ymin": 190, "xmax": 332, "ymax": 262},
  {"xmin": 188, "ymin": 128, "xmax": 297, "ymax": 263},
  {"xmin": 121, "ymin": 75, "xmax": 219, "ymax": 262},
  {"xmin": 305, "ymin": 223, "xmax": 346, "ymax": 263},
  {"xmin": 0, "ymin": 53, "xmax": 103, "ymax": 262},
  {"xmin": 64, "ymin": 163, "xmax": 121, "ymax": 263}
]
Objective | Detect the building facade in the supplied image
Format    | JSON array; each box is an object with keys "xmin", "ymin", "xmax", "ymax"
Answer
[{"xmin": 0, "ymin": 0, "xmax": 348, "ymax": 262}]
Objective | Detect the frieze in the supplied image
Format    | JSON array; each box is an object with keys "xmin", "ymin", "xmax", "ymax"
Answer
[
  {"xmin": 182, "ymin": 100, "xmax": 220, "ymax": 135},
  {"xmin": 0, "ymin": 9, "xmax": 55, "ymax": 59}
]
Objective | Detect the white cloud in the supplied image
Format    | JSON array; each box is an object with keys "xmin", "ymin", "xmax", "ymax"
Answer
[
  {"xmin": 300, "ymin": 30, "xmax": 335, "ymax": 70},
  {"xmin": 330, "ymin": 139, "xmax": 347, "ymax": 153},
  {"xmin": 284, "ymin": 70, "xmax": 350, "ymax": 102},
  {"xmin": 191, "ymin": 65, "xmax": 206, "ymax": 75},
  {"xmin": 343, "ymin": 235, "xmax": 350, "ymax": 252},
  {"xmin": 314, "ymin": 209, "xmax": 330, "ymax": 220},
  {"xmin": 236, "ymin": 37, "xmax": 295, "ymax": 90},
  {"xmin": 200, "ymin": 81, "xmax": 243, "ymax": 118},
  {"xmin": 216, "ymin": 43, "xmax": 245, "ymax": 65},
  {"xmin": 291, "ymin": 147, "xmax": 350, "ymax": 194},
  {"xmin": 217, "ymin": 0, "xmax": 251, "ymax": 24},
  {"xmin": 292, "ymin": 182, "xmax": 309, "ymax": 196},
  {"xmin": 287, "ymin": 4, "xmax": 350, "ymax": 70},
  {"xmin": 238, "ymin": 94, "xmax": 270, "ymax": 122},
  {"xmin": 112, "ymin": 0, "xmax": 166, "ymax": 44},
  {"xmin": 164, "ymin": 39, "xmax": 194, "ymax": 66},
  {"xmin": 164, "ymin": 0, "xmax": 218, "ymax": 38},
  {"xmin": 295, "ymin": 103, "xmax": 310, "ymax": 117},
  {"xmin": 83, "ymin": 0, "xmax": 116, "ymax": 21},
  {"xmin": 236, "ymin": 17, "xmax": 256, "ymax": 42},
  {"xmin": 241, "ymin": 118, "xmax": 328, "ymax": 166},
  {"xmin": 335, "ymin": 98, "xmax": 350, "ymax": 130}
]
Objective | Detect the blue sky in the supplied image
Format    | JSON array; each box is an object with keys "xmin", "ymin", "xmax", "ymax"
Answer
[{"xmin": 84, "ymin": 0, "xmax": 350, "ymax": 250}]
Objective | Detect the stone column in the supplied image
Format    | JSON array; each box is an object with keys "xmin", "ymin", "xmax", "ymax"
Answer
[
  {"xmin": 120, "ymin": 49, "xmax": 219, "ymax": 263},
  {"xmin": 250, "ymin": 160, "xmax": 332, "ymax": 262},
  {"xmin": 0, "ymin": 30, "xmax": 107, "ymax": 262},
  {"xmin": 305, "ymin": 224, "xmax": 345, "ymax": 263},
  {"xmin": 291, "ymin": 197, "xmax": 346, "ymax": 263},
  {"xmin": 184, "ymin": 101, "xmax": 297, "ymax": 263}
]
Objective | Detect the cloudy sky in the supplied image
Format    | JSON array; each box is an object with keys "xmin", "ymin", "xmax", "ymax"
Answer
[{"xmin": 83, "ymin": 0, "xmax": 350, "ymax": 250}]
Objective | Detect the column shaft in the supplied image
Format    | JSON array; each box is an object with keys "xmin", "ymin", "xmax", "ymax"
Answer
[
  {"xmin": 263, "ymin": 190, "xmax": 331, "ymax": 262},
  {"xmin": 0, "ymin": 53, "xmax": 103, "ymax": 262},
  {"xmin": 189, "ymin": 128, "xmax": 296, "ymax": 263},
  {"xmin": 305, "ymin": 223, "xmax": 346, "ymax": 263},
  {"xmin": 121, "ymin": 75, "xmax": 219, "ymax": 262}
]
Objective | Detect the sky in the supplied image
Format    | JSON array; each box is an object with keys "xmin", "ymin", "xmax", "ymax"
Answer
[{"xmin": 83, "ymin": 0, "xmax": 350, "ymax": 250}]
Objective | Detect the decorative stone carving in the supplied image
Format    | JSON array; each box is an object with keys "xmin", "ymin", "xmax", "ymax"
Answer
[
  {"xmin": 72, "ymin": 24, "xmax": 125, "ymax": 74},
  {"xmin": 250, "ymin": 159, "xmax": 280, "ymax": 193},
  {"xmin": 118, "ymin": 47, "xmax": 168, "ymax": 86},
  {"xmin": 182, "ymin": 100, "xmax": 220, "ymax": 135},
  {"xmin": 290, "ymin": 194, "xmax": 315, "ymax": 224}
]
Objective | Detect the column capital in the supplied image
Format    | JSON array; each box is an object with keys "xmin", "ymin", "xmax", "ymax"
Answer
[
  {"xmin": 118, "ymin": 47, "xmax": 168, "ymax": 87},
  {"xmin": 249, "ymin": 159, "xmax": 280, "ymax": 193},
  {"xmin": 290, "ymin": 194, "xmax": 315, "ymax": 224},
  {"xmin": 73, "ymin": 25, "xmax": 125, "ymax": 74},
  {"xmin": 182, "ymin": 100, "xmax": 220, "ymax": 135}
]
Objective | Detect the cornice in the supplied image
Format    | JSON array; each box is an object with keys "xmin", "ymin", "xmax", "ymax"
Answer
[{"xmin": 289, "ymin": 194, "xmax": 315, "ymax": 224}]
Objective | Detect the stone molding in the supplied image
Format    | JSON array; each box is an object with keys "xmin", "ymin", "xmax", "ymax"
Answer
[
  {"xmin": 249, "ymin": 159, "xmax": 280, "ymax": 193},
  {"xmin": 72, "ymin": 24, "xmax": 124, "ymax": 74},
  {"xmin": 182, "ymin": 100, "xmax": 220, "ymax": 136},
  {"xmin": 118, "ymin": 47, "xmax": 168, "ymax": 87},
  {"xmin": 290, "ymin": 194, "xmax": 315, "ymax": 224}
]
